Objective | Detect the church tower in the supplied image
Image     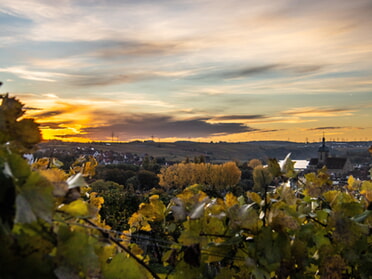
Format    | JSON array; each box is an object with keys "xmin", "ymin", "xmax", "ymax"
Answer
[{"xmin": 318, "ymin": 135, "xmax": 329, "ymax": 164}]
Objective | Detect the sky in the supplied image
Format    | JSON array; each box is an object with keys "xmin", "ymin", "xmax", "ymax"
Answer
[{"xmin": 1, "ymin": 0, "xmax": 372, "ymax": 143}]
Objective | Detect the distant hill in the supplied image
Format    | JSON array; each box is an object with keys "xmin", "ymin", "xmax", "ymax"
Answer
[{"xmin": 37, "ymin": 140, "xmax": 372, "ymax": 164}]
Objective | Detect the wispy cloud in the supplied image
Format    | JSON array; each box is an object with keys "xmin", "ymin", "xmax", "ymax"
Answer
[
  {"xmin": 0, "ymin": 66, "xmax": 68, "ymax": 82},
  {"xmin": 210, "ymin": 114, "xmax": 267, "ymax": 121},
  {"xmin": 94, "ymin": 40, "xmax": 187, "ymax": 59},
  {"xmin": 307, "ymin": 126, "xmax": 364, "ymax": 131},
  {"xmin": 282, "ymin": 107, "xmax": 355, "ymax": 117}
]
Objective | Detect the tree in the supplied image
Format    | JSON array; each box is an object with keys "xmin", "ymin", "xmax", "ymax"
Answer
[
  {"xmin": 252, "ymin": 165, "xmax": 273, "ymax": 192},
  {"xmin": 137, "ymin": 170, "xmax": 159, "ymax": 191},
  {"xmin": 91, "ymin": 180, "xmax": 141, "ymax": 231},
  {"xmin": 158, "ymin": 162, "xmax": 241, "ymax": 191},
  {"xmin": 267, "ymin": 158, "xmax": 281, "ymax": 178},
  {"xmin": 248, "ymin": 158, "xmax": 262, "ymax": 169}
]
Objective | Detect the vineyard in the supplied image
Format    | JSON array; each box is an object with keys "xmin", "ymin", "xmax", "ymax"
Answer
[{"xmin": 1, "ymin": 94, "xmax": 372, "ymax": 278}]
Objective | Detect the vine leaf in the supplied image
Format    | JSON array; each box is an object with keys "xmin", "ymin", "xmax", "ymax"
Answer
[
  {"xmin": 14, "ymin": 118, "xmax": 42, "ymax": 147},
  {"xmin": 15, "ymin": 171, "xmax": 54, "ymax": 223},
  {"xmin": 15, "ymin": 195, "xmax": 37, "ymax": 223},
  {"xmin": 102, "ymin": 252, "xmax": 152, "ymax": 279},
  {"xmin": 128, "ymin": 212, "xmax": 151, "ymax": 232},
  {"xmin": 225, "ymin": 192, "xmax": 239, "ymax": 207},
  {"xmin": 7, "ymin": 152, "xmax": 31, "ymax": 182},
  {"xmin": 178, "ymin": 219, "xmax": 203, "ymax": 246},
  {"xmin": 141, "ymin": 194, "xmax": 166, "ymax": 222},
  {"xmin": 360, "ymin": 181, "xmax": 372, "ymax": 203},
  {"xmin": 59, "ymin": 200, "xmax": 91, "ymax": 218},
  {"xmin": 39, "ymin": 168, "xmax": 69, "ymax": 197},
  {"xmin": 247, "ymin": 191, "xmax": 262, "ymax": 205},
  {"xmin": 56, "ymin": 225, "xmax": 100, "ymax": 278}
]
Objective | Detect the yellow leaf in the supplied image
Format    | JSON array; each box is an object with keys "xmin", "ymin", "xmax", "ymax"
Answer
[
  {"xmin": 247, "ymin": 191, "xmax": 262, "ymax": 204},
  {"xmin": 361, "ymin": 181, "xmax": 372, "ymax": 202},
  {"xmin": 32, "ymin": 157, "xmax": 50, "ymax": 170},
  {"xmin": 128, "ymin": 212, "xmax": 151, "ymax": 232},
  {"xmin": 120, "ymin": 230, "xmax": 132, "ymax": 244},
  {"xmin": 39, "ymin": 168, "xmax": 68, "ymax": 197},
  {"xmin": 225, "ymin": 192, "xmax": 238, "ymax": 208},
  {"xmin": 59, "ymin": 199, "xmax": 90, "ymax": 217},
  {"xmin": 40, "ymin": 168, "xmax": 68, "ymax": 182},
  {"xmin": 89, "ymin": 192, "xmax": 104, "ymax": 210},
  {"xmin": 348, "ymin": 175, "xmax": 355, "ymax": 188}
]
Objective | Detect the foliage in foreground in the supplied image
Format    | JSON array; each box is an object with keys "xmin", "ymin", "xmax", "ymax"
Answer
[
  {"xmin": 1, "ymin": 94, "xmax": 372, "ymax": 278},
  {"xmin": 128, "ymin": 177, "xmax": 372, "ymax": 279},
  {"xmin": 0, "ymin": 95, "xmax": 157, "ymax": 278}
]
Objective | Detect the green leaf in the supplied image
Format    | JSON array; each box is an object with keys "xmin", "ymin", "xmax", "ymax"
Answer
[
  {"xmin": 102, "ymin": 252, "xmax": 151, "ymax": 279},
  {"xmin": 8, "ymin": 152, "xmax": 31, "ymax": 182},
  {"xmin": 15, "ymin": 171, "xmax": 54, "ymax": 223},
  {"xmin": 56, "ymin": 225, "xmax": 100, "ymax": 278},
  {"xmin": 15, "ymin": 195, "xmax": 37, "ymax": 223},
  {"xmin": 247, "ymin": 191, "xmax": 262, "ymax": 204},
  {"xmin": 323, "ymin": 190, "xmax": 354, "ymax": 210},
  {"xmin": 313, "ymin": 231, "xmax": 331, "ymax": 248},
  {"xmin": 14, "ymin": 118, "xmax": 41, "ymax": 147},
  {"xmin": 215, "ymin": 266, "xmax": 238, "ymax": 279},
  {"xmin": 203, "ymin": 217, "xmax": 226, "ymax": 236},
  {"xmin": 0, "ymin": 94, "xmax": 24, "ymax": 121},
  {"xmin": 170, "ymin": 261, "xmax": 204, "ymax": 279},
  {"xmin": 229, "ymin": 204, "xmax": 263, "ymax": 232},
  {"xmin": 316, "ymin": 209, "xmax": 329, "ymax": 224},
  {"xmin": 10, "ymin": 222, "xmax": 55, "ymax": 277},
  {"xmin": 178, "ymin": 219, "xmax": 203, "ymax": 246}
]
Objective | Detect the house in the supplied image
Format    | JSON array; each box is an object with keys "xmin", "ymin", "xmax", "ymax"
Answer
[{"xmin": 307, "ymin": 137, "xmax": 353, "ymax": 177}]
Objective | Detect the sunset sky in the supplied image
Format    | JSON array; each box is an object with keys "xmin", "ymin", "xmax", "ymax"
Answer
[{"xmin": 1, "ymin": 0, "xmax": 371, "ymax": 143}]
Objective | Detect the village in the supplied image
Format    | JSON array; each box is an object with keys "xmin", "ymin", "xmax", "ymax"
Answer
[{"xmin": 30, "ymin": 138, "xmax": 372, "ymax": 183}]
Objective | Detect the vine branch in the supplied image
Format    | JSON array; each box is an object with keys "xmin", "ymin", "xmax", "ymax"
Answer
[{"xmin": 83, "ymin": 218, "xmax": 160, "ymax": 279}]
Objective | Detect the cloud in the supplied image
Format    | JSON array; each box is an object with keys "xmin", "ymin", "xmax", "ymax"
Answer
[
  {"xmin": 0, "ymin": 66, "xmax": 68, "ymax": 82},
  {"xmin": 33, "ymin": 109, "xmax": 66, "ymax": 118},
  {"xmin": 52, "ymin": 134, "xmax": 81, "ymax": 138},
  {"xmin": 307, "ymin": 126, "xmax": 364, "ymax": 131},
  {"xmin": 282, "ymin": 107, "xmax": 355, "ymax": 117},
  {"xmin": 193, "ymin": 64, "xmax": 278, "ymax": 80},
  {"xmin": 23, "ymin": 106, "xmax": 41, "ymax": 111},
  {"xmin": 82, "ymin": 114, "xmax": 257, "ymax": 139},
  {"xmin": 255, "ymin": 129, "xmax": 285, "ymax": 134},
  {"xmin": 39, "ymin": 121, "xmax": 72, "ymax": 130},
  {"xmin": 192, "ymin": 63, "xmax": 325, "ymax": 81},
  {"xmin": 308, "ymin": 126, "xmax": 343, "ymax": 130},
  {"xmin": 217, "ymin": 65, "xmax": 279, "ymax": 79},
  {"xmin": 67, "ymin": 73, "xmax": 146, "ymax": 87},
  {"xmin": 30, "ymin": 101, "xmax": 85, "ymax": 118},
  {"xmin": 63, "ymin": 68, "xmax": 194, "ymax": 87},
  {"xmin": 210, "ymin": 114, "xmax": 267, "ymax": 121},
  {"xmin": 94, "ymin": 40, "xmax": 186, "ymax": 58},
  {"xmin": 283, "ymin": 64, "xmax": 325, "ymax": 75}
]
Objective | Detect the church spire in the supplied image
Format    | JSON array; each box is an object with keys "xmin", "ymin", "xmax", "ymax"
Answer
[{"xmin": 318, "ymin": 133, "xmax": 329, "ymax": 163}]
